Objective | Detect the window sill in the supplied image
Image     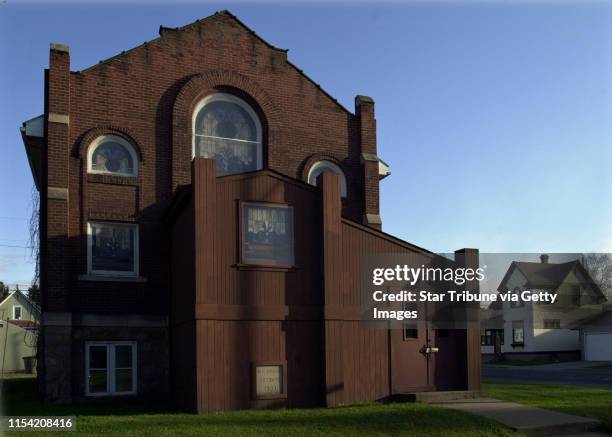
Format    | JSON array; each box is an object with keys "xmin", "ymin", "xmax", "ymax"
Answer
[
  {"xmin": 511, "ymin": 342, "xmax": 524, "ymax": 348},
  {"xmin": 78, "ymin": 274, "xmax": 147, "ymax": 283},
  {"xmin": 234, "ymin": 264, "xmax": 298, "ymax": 272},
  {"xmin": 87, "ymin": 173, "xmax": 139, "ymax": 186}
]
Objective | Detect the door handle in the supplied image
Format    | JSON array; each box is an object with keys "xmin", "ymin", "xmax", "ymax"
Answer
[{"xmin": 420, "ymin": 346, "xmax": 439, "ymax": 355}]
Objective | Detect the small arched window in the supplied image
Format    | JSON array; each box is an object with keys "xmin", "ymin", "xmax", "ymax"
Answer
[
  {"xmin": 193, "ymin": 93, "xmax": 263, "ymax": 176},
  {"xmin": 88, "ymin": 135, "xmax": 138, "ymax": 177},
  {"xmin": 307, "ymin": 160, "xmax": 347, "ymax": 198}
]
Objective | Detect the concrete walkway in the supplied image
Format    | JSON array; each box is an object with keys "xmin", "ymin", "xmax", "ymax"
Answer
[{"xmin": 430, "ymin": 398, "xmax": 605, "ymax": 436}]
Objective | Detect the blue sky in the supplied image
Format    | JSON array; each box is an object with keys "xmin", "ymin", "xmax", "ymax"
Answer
[{"xmin": 1, "ymin": 1, "xmax": 611, "ymax": 288}]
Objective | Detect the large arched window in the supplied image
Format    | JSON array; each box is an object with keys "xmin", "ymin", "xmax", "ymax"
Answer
[
  {"xmin": 307, "ymin": 160, "xmax": 347, "ymax": 198},
  {"xmin": 88, "ymin": 135, "xmax": 138, "ymax": 177},
  {"xmin": 193, "ymin": 93, "xmax": 263, "ymax": 176}
]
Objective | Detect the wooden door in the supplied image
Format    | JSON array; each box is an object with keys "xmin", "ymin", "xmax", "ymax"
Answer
[{"xmin": 390, "ymin": 302, "xmax": 436, "ymax": 393}]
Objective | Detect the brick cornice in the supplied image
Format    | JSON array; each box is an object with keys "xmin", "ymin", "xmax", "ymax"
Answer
[{"xmin": 171, "ymin": 70, "xmax": 283, "ymax": 190}]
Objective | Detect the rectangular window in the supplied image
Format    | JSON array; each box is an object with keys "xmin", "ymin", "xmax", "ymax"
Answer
[
  {"xmin": 544, "ymin": 319, "xmax": 561, "ymax": 329},
  {"xmin": 403, "ymin": 326, "xmax": 418, "ymax": 340},
  {"xmin": 481, "ymin": 329, "xmax": 504, "ymax": 346},
  {"xmin": 512, "ymin": 321, "xmax": 524, "ymax": 345},
  {"xmin": 13, "ymin": 306, "xmax": 22, "ymax": 320},
  {"xmin": 572, "ymin": 286, "xmax": 581, "ymax": 306},
  {"xmin": 241, "ymin": 202, "xmax": 294, "ymax": 267},
  {"xmin": 88, "ymin": 222, "xmax": 138, "ymax": 276},
  {"xmin": 85, "ymin": 341, "xmax": 136, "ymax": 396}
]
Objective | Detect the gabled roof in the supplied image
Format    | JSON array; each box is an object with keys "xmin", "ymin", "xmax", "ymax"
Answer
[
  {"xmin": 497, "ymin": 259, "xmax": 606, "ymax": 299},
  {"xmin": 0, "ymin": 289, "xmax": 41, "ymax": 317},
  {"xmin": 77, "ymin": 10, "xmax": 351, "ymax": 115},
  {"xmin": 513, "ymin": 261, "xmax": 577, "ymax": 289}
]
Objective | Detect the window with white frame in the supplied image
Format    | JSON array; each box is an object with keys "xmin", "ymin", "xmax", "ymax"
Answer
[
  {"xmin": 13, "ymin": 305, "xmax": 22, "ymax": 320},
  {"xmin": 307, "ymin": 160, "xmax": 347, "ymax": 198},
  {"xmin": 87, "ymin": 222, "xmax": 138, "ymax": 276},
  {"xmin": 193, "ymin": 93, "xmax": 263, "ymax": 176},
  {"xmin": 85, "ymin": 341, "xmax": 137, "ymax": 396},
  {"xmin": 512, "ymin": 320, "xmax": 524, "ymax": 345},
  {"xmin": 88, "ymin": 135, "xmax": 138, "ymax": 176}
]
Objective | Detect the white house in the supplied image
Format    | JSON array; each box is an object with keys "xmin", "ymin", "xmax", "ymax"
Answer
[
  {"xmin": 0, "ymin": 290, "xmax": 40, "ymax": 372},
  {"xmin": 481, "ymin": 255, "xmax": 606, "ymax": 360}
]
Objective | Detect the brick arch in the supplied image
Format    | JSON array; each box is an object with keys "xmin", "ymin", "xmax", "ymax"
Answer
[
  {"xmin": 300, "ymin": 153, "xmax": 347, "ymax": 183},
  {"xmin": 76, "ymin": 125, "xmax": 143, "ymax": 161},
  {"xmin": 171, "ymin": 70, "xmax": 283, "ymax": 190}
]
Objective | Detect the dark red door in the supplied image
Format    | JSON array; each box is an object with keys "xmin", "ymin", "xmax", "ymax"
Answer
[{"xmin": 391, "ymin": 302, "xmax": 436, "ymax": 393}]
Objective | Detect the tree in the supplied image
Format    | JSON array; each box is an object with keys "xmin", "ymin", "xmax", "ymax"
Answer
[
  {"xmin": 27, "ymin": 283, "xmax": 40, "ymax": 307},
  {"xmin": 582, "ymin": 253, "xmax": 612, "ymax": 300},
  {"xmin": 0, "ymin": 281, "xmax": 9, "ymax": 302},
  {"xmin": 28, "ymin": 185, "xmax": 40, "ymax": 294}
]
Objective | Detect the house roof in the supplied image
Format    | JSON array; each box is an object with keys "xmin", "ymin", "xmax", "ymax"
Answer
[
  {"xmin": 9, "ymin": 320, "xmax": 38, "ymax": 329},
  {"xmin": 512, "ymin": 261, "xmax": 578, "ymax": 289},
  {"xmin": 0, "ymin": 289, "xmax": 41, "ymax": 316},
  {"xmin": 490, "ymin": 258, "xmax": 607, "ymax": 310}
]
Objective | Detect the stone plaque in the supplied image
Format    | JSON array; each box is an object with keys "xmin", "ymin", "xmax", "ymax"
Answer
[{"xmin": 255, "ymin": 365, "xmax": 282, "ymax": 397}]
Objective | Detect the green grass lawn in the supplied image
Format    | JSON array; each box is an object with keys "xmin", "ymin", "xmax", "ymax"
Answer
[
  {"xmin": 484, "ymin": 381, "xmax": 612, "ymax": 432},
  {"xmin": 1, "ymin": 377, "xmax": 515, "ymax": 437}
]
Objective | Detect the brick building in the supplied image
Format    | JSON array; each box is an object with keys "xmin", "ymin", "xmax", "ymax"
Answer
[{"xmin": 21, "ymin": 11, "xmax": 480, "ymax": 411}]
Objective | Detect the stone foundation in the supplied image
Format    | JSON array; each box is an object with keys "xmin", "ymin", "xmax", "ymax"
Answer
[{"xmin": 40, "ymin": 312, "xmax": 169, "ymax": 402}]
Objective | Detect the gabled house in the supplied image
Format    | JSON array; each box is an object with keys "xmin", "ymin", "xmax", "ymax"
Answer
[
  {"xmin": 481, "ymin": 254, "xmax": 606, "ymax": 360},
  {"xmin": 0, "ymin": 290, "xmax": 40, "ymax": 372},
  {"xmin": 21, "ymin": 10, "xmax": 481, "ymax": 411}
]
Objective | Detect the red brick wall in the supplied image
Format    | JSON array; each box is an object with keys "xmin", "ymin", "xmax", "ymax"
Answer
[{"xmin": 42, "ymin": 11, "xmax": 379, "ymax": 314}]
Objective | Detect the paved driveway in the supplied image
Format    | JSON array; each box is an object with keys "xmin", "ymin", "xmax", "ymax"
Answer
[{"xmin": 483, "ymin": 361, "xmax": 612, "ymax": 388}]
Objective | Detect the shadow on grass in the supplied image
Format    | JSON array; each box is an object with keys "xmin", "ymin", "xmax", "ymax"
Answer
[
  {"xmin": 2, "ymin": 378, "xmax": 516, "ymax": 436},
  {"xmin": 2, "ymin": 377, "xmax": 179, "ymax": 416}
]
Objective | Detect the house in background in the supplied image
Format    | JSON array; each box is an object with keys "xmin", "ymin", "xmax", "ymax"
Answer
[
  {"xmin": 481, "ymin": 254, "xmax": 606, "ymax": 361},
  {"xmin": 569, "ymin": 304, "xmax": 612, "ymax": 361},
  {"xmin": 21, "ymin": 10, "xmax": 481, "ymax": 411},
  {"xmin": 0, "ymin": 290, "xmax": 40, "ymax": 372}
]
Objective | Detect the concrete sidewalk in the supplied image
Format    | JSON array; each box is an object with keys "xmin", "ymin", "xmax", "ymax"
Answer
[{"xmin": 430, "ymin": 398, "xmax": 604, "ymax": 436}]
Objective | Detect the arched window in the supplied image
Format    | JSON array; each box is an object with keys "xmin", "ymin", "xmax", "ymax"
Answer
[
  {"xmin": 88, "ymin": 135, "xmax": 138, "ymax": 177},
  {"xmin": 307, "ymin": 160, "xmax": 347, "ymax": 198},
  {"xmin": 193, "ymin": 93, "xmax": 263, "ymax": 176}
]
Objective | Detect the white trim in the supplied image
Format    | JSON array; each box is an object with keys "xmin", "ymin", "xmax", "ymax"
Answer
[
  {"xmin": 87, "ymin": 222, "xmax": 139, "ymax": 277},
  {"xmin": 12, "ymin": 305, "xmax": 22, "ymax": 320},
  {"xmin": 192, "ymin": 92, "xmax": 263, "ymax": 171},
  {"xmin": 307, "ymin": 160, "xmax": 348, "ymax": 198},
  {"xmin": 87, "ymin": 134, "xmax": 138, "ymax": 177},
  {"xmin": 85, "ymin": 341, "xmax": 137, "ymax": 396}
]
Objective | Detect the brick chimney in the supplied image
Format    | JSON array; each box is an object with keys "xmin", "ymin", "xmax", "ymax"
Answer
[{"xmin": 355, "ymin": 95, "xmax": 382, "ymax": 230}]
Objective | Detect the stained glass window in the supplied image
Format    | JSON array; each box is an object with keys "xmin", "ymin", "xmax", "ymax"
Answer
[
  {"xmin": 89, "ymin": 222, "xmax": 138, "ymax": 276},
  {"xmin": 241, "ymin": 203, "xmax": 293, "ymax": 267},
  {"xmin": 194, "ymin": 93, "xmax": 262, "ymax": 176},
  {"xmin": 89, "ymin": 135, "xmax": 137, "ymax": 176}
]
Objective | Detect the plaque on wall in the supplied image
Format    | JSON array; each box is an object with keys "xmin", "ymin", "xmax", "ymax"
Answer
[{"xmin": 255, "ymin": 365, "xmax": 283, "ymax": 397}]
